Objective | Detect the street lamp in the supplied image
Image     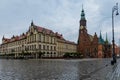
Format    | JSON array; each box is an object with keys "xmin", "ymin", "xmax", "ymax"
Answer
[{"xmin": 111, "ymin": 3, "xmax": 119, "ymax": 65}]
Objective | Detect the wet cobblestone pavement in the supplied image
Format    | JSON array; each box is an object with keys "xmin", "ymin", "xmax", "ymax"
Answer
[{"xmin": 0, "ymin": 58, "xmax": 120, "ymax": 80}]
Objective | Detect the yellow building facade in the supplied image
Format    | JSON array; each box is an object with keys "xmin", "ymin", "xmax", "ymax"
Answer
[{"xmin": 0, "ymin": 22, "xmax": 77, "ymax": 58}]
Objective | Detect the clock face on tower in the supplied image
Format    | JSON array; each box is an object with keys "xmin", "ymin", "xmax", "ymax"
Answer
[{"xmin": 80, "ymin": 26, "xmax": 84, "ymax": 29}]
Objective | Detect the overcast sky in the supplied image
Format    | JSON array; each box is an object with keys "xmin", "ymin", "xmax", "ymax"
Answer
[{"xmin": 0, "ymin": 0, "xmax": 120, "ymax": 45}]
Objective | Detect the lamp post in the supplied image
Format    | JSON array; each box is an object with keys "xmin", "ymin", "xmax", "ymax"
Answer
[{"xmin": 111, "ymin": 3, "xmax": 119, "ymax": 65}]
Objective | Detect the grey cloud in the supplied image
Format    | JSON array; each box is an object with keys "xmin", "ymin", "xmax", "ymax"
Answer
[{"xmin": 0, "ymin": 0, "xmax": 120, "ymax": 45}]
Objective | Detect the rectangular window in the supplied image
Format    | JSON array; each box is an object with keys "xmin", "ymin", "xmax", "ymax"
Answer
[
  {"xmin": 34, "ymin": 45, "xmax": 36, "ymax": 50},
  {"xmin": 35, "ymin": 35, "xmax": 36, "ymax": 42},
  {"xmin": 54, "ymin": 38, "xmax": 55, "ymax": 43},
  {"xmin": 47, "ymin": 46, "xmax": 49, "ymax": 50},
  {"xmin": 51, "ymin": 46, "xmax": 52, "ymax": 50},
  {"xmin": 54, "ymin": 46, "xmax": 56, "ymax": 50},
  {"xmin": 39, "ymin": 45, "xmax": 41, "ymax": 49},
  {"xmin": 43, "ymin": 35, "xmax": 45, "ymax": 42},
  {"xmin": 51, "ymin": 37, "xmax": 52, "ymax": 43},
  {"xmin": 39, "ymin": 34, "xmax": 41, "ymax": 42},
  {"xmin": 43, "ymin": 45, "xmax": 45, "ymax": 50}
]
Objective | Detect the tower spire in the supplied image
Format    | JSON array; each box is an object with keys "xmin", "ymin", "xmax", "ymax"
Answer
[
  {"xmin": 79, "ymin": 4, "xmax": 87, "ymax": 28},
  {"xmin": 31, "ymin": 20, "xmax": 34, "ymax": 26},
  {"xmin": 2, "ymin": 35, "xmax": 5, "ymax": 40},
  {"xmin": 99, "ymin": 30, "xmax": 104, "ymax": 44},
  {"xmin": 81, "ymin": 5, "xmax": 85, "ymax": 20},
  {"xmin": 105, "ymin": 32, "xmax": 108, "ymax": 44},
  {"xmin": 100, "ymin": 30, "xmax": 102, "ymax": 39}
]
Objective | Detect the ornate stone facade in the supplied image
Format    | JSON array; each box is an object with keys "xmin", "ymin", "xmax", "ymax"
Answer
[{"xmin": 0, "ymin": 21, "xmax": 77, "ymax": 58}]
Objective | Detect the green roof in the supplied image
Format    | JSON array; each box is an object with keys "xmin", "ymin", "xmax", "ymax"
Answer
[
  {"xmin": 99, "ymin": 31, "xmax": 105, "ymax": 44},
  {"xmin": 81, "ymin": 8, "xmax": 86, "ymax": 20}
]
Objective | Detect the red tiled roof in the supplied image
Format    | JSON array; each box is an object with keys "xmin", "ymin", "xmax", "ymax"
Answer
[
  {"xmin": 36, "ymin": 26, "xmax": 43, "ymax": 32},
  {"xmin": 36, "ymin": 26, "xmax": 54, "ymax": 35},
  {"xmin": 15, "ymin": 36, "xmax": 19, "ymax": 41},
  {"xmin": 3, "ymin": 33, "xmax": 27, "ymax": 43},
  {"xmin": 2, "ymin": 23, "xmax": 75, "ymax": 44},
  {"xmin": 35, "ymin": 25, "xmax": 65, "ymax": 40},
  {"xmin": 4, "ymin": 38, "xmax": 10, "ymax": 42}
]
